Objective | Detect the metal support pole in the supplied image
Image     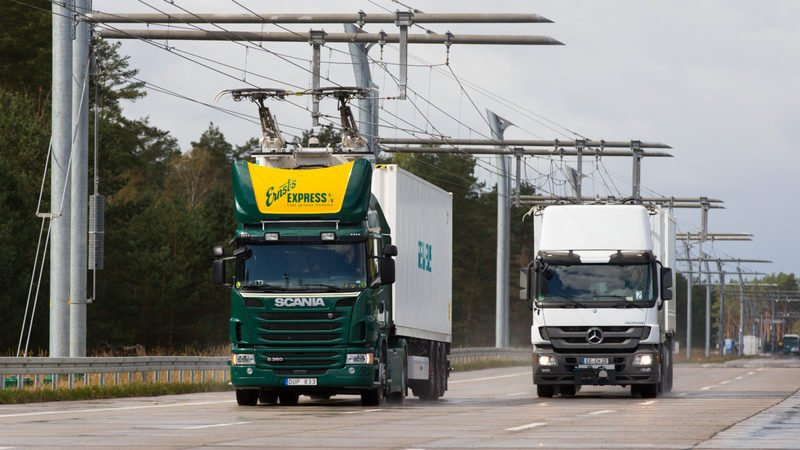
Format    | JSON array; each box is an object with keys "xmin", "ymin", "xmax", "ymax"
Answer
[
  {"xmin": 514, "ymin": 147, "xmax": 522, "ymax": 207},
  {"xmin": 575, "ymin": 139, "xmax": 584, "ymax": 203},
  {"xmin": 309, "ymin": 30, "xmax": 326, "ymax": 127},
  {"xmin": 344, "ymin": 23, "xmax": 378, "ymax": 155},
  {"xmin": 737, "ymin": 266, "xmax": 744, "ymax": 356},
  {"xmin": 684, "ymin": 241, "xmax": 693, "ymax": 359},
  {"xmin": 70, "ymin": 0, "xmax": 90, "ymax": 357},
  {"xmin": 715, "ymin": 259, "xmax": 725, "ymax": 354},
  {"xmin": 395, "ymin": 11, "xmax": 413, "ymax": 100},
  {"xmin": 488, "ymin": 110, "xmax": 512, "ymax": 348},
  {"xmin": 704, "ymin": 257, "xmax": 711, "ymax": 357},
  {"xmin": 50, "ymin": 0, "xmax": 73, "ymax": 357},
  {"xmin": 631, "ymin": 140, "xmax": 642, "ymax": 202}
]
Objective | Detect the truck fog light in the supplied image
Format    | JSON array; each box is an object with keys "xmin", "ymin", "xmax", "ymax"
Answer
[
  {"xmin": 346, "ymin": 353, "xmax": 374, "ymax": 365},
  {"xmin": 264, "ymin": 232, "xmax": 279, "ymax": 241},
  {"xmin": 232, "ymin": 353, "xmax": 256, "ymax": 366},
  {"xmin": 320, "ymin": 232, "xmax": 336, "ymax": 241},
  {"xmin": 537, "ymin": 354, "xmax": 558, "ymax": 367},
  {"xmin": 348, "ymin": 367, "xmax": 356, "ymax": 374},
  {"xmin": 246, "ymin": 368, "xmax": 253, "ymax": 375},
  {"xmin": 632, "ymin": 354, "xmax": 654, "ymax": 366}
]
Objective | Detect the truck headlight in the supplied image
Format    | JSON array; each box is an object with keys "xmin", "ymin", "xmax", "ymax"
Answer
[
  {"xmin": 537, "ymin": 354, "xmax": 558, "ymax": 367},
  {"xmin": 231, "ymin": 353, "xmax": 256, "ymax": 366},
  {"xmin": 632, "ymin": 354, "xmax": 654, "ymax": 366},
  {"xmin": 346, "ymin": 353, "xmax": 374, "ymax": 365}
]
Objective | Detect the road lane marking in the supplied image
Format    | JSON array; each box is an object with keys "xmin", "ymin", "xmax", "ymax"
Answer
[
  {"xmin": 700, "ymin": 386, "xmax": 712, "ymax": 391},
  {"xmin": 538, "ymin": 402, "xmax": 549, "ymax": 407},
  {"xmin": 719, "ymin": 380, "xmax": 730, "ymax": 385},
  {"xmin": 735, "ymin": 376, "xmax": 743, "ymax": 380},
  {"xmin": 449, "ymin": 372, "xmax": 529, "ymax": 384},
  {"xmin": 505, "ymin": 422, "xmax": 546, "ymax": 432},
  {"xmin": 0, "ymin": 400, "xmax": 235, "ymax": 419},
  {"xmin": 588, "ymin": 410, "xmax": 614, "ymax": 415},
  {"xmin": 343, "ymin": 408, "xmax": 383, "ymax": 414},
  {"xmin": 181, "ymin": 421, "xmax": 251, "ymax": 430},
  {"xmin": 506, "ymin": 392, "xmax": 527, "ymax": 397},
  {"xmin": 639, "ymin": 400, "xmax": 657, "ymax": 406},
  {"xmin": 746, "ymin": 371, "xmax": 755, "ymax": 375},
  {"xmin": 757, "ymin": 368, "xmax": 764, "ymax": 371}
]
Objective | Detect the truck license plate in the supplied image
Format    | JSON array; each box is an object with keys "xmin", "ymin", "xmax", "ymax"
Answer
[
  {"xmin": 580, "ymin": 357, "xmax": 609, "ymax": 365},
  {"xmin": 284, "ymin": 378, "xmax": 317, "ymax": 386}
]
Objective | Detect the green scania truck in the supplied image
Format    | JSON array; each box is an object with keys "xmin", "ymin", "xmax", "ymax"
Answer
[{"xmin": 213, "ymin": 151, "xmax": 453, "ymax": 406}]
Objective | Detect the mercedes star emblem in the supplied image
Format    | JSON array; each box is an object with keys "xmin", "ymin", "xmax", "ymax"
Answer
[{"xmin": 586, "ymin": 327, "xmax": 604, "ymax": 344}]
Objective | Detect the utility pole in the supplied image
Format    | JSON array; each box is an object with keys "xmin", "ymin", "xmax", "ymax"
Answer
[
  {"xmin": 50, "ymin": 0, "xmax": 72, "ymax": 358},
  {"xmin": 488, "ymin": 110, "xmax": 512, "ymax": 349},
  {"xmin": 70, "ymin": 0, "xmax": 90, "ymax": 357},
  {"xmin": 736, "ymin": 266, "xmax": 745, "ymax": 355},
  {"xmin": 684, "ymin": 240, "xmax": 693, "ymax": 359},
  {"xmin": 309, "ymin": 30, "xmax": 326, "ymax": 128},
  {"xmin": 715, "ymin": 259, "xmax": 725, "ymax": 354},
  {"xmin": 344, "ymin": 23, "xmax": 379, "ymax": 154}
]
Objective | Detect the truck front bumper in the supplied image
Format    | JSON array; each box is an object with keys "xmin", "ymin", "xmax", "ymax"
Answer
[
  {"xmin": 231, "ymin": 364, "xmax": 378, "ymax": 394},
  {"xmin": 533, "ymin": 347, "xmax": 661, "ymax": 386}
]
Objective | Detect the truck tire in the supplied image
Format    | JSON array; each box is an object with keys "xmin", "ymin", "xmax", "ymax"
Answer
[
  {"xmin": 362, "ymin": 347, "xmax": 387, "ymax": 406},
  {"xmin": 236, "ymin": 389, "xmax": 259, "ymax": 406},
  {"xmin": 259, "ymin": 390, "xmax": 278, "ymax": 404},
  {"xmin": 414, "ymin": 342, "xmax": 441, "ymax": 401},
  {"xmin": 638, "ymin": 383, "xmax": 659, "ymax": 398},
  {"xmin": 560, "ymin": 385, "xmax": 576, "ymax": 397},
  {"xmin": 536, "ymin": 384, "xmax": 554, "ymax": 398},
  {"xmin": 278, "ymin": 392, "xmax": 299, "ymax": 405}
]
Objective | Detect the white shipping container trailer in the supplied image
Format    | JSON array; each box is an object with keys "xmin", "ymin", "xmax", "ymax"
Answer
[{"xmin": 371, "ymin": 164, "xmax": 453, "ymax": 344}]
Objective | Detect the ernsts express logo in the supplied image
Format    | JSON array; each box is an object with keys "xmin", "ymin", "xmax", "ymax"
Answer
[{"xmin": 264, "ymin": 178, "xmax": 332, "ymax": 208}]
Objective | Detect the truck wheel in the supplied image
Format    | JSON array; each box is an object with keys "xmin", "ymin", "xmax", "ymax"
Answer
[
  {"xmin": 235, "ymin": 389, "xmax": 259, "ymax": 406},
  {"xmin": 278, "ymin": 392, "xmax": 299, "ymax": 405},
  {"xmin": 536, "ymin": 385, "xmax": 554, "ymax": 398},
  {"xmin": 259, "ymin": 390, "xmax": 278, "ymax": 404},
  {"xmin": 415, "ymin": 342, "xmax": 441, "ymax": 401},
  {"xmin": 560, "ymin": 385, "xmax": 576, "ymax": 397},
  {"xmin": 640, "ymin": 383, "xmax": 659, "ymax": 398},
  {"xmin": 361, "ymin": 348, "xmax": 387, "ymax": 406}
]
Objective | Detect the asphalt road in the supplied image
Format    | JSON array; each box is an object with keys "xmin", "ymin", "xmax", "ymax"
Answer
[{"xmin": 0, "ymin": 358, "xmax": 798, "ymax": 449}]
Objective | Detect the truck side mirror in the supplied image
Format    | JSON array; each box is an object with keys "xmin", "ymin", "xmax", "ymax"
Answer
[
  {"xmin": 660, "ymin": 267, "xmax": 673, "ymax": 301},
  {"xmin": 380, "ymin": 257, "xmax": 396, "ymax": 285},
  {"xmin": 213, "ymin": 259, "xmax": 226, "ymax": 285},
  {"xmin": 382, "ymin": 244, "xmax": 398, "ymax": 257},
  {"xmin": 519, "ymin": 268, "xmax": 530, "ymax": 301}
]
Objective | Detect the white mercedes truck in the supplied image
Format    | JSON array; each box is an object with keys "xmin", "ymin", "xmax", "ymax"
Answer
[{"xmin": 520, "ymin": 204, "xmax": 676, "ymax": 398}]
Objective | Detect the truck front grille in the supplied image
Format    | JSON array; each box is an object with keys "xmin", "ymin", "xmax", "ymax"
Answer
[{"xmin": 543, "ymin": 326, "xmax": 650, "ymax": 352}]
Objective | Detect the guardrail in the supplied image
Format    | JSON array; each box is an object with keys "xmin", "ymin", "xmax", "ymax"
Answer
[{"xmin": 0, "ymin": 348, "xmax": 532, "ymax": 389}]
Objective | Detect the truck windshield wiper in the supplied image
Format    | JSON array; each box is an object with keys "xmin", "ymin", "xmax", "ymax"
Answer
[
  {"xmin": 298, "ymin": 283, "xmax": 343, "ymax": 292},
  {"xmin": 240, "ymin": 283, "xmax": 290, "ymax": 292},
  {"xmin": 540, "ymin": 295, "xmax": 590, "ymax": 308}
]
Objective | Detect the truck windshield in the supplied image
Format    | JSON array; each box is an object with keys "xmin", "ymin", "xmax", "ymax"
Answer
[
  {"xmin": 236, "ymin": 242, "xmax": 368, "ymax": 292},
  {"xmin": 537, "ymin": 263, "xmax": 654, "ymax": 303}
]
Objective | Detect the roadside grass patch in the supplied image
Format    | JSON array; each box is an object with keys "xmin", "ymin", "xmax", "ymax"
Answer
[{"xmin": 0, "ymin": 382, "xmax": 232, "ymax": 404}]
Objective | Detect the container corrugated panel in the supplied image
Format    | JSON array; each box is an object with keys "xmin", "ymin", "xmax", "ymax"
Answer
[{"xmin": 371, "ymin": 165, "xmax": 453, "ymax": 343}]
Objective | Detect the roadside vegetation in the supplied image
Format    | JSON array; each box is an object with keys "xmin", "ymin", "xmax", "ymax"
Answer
[{"xmin": 0, "ymin": 382, "xmax": 231, "ymax": 404}]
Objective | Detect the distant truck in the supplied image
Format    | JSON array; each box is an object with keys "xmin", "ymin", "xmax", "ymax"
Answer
[
  {"xmin": 520, "ymin": 204, "xmax": 676, "ymax": 398},
  {"xmin": 781, "ymin": 334, "xmax": 799, "ymax": 355},
  {"xmin": 213, "ymin": 152, "xmax": 453, "ymax": 406}
]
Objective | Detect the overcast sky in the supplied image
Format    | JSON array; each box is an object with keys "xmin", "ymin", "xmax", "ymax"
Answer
[{"xmin": 94, "ymin": 0, "xmax": 800, "ymax": 277}]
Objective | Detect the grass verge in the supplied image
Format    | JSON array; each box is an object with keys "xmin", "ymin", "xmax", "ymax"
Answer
[{"xmin": 0, "ymin": 382, "xmax": 232, "ymax": 404}]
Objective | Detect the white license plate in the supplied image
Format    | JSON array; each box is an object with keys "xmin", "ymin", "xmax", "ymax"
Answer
[
  {"xmin": 284, "ymin": 378, "xmax": 317, "ymax": 386},
  {"xmin": 580, "ymin": 357, "xmax": 609, "ymax": 365}
]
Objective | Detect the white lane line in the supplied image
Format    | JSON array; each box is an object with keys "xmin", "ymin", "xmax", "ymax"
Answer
[
  {"xmin": 746, "ymin": 371, "xmax": 755, "ymax": 375},
  {"xmin": 505, "ymin": 422, "xmax": 546, "ymax": 432},
  {"xmin": 639, "ymin": 400, "xmax": 657, "ymax": 406},
  {"xmin": 735, "ymin": 376, "xmax": 743, "ymax": 380},
  {"xmin": 0, "ymin": 400, "xmax": 235, "ymax": 419},
  {"xmin": 538, "ymin": 402, "xmax": 549, "ymax": 407},
  {"xmin": 181, "ymin": 421, "xmax": 251, "ymax": 430},
  {"xmin": 506, "ymin": 392, "xmax": 527, "ymax": 397},
  {"xmin": 719, "ymin": 380, "xmax": 730, "ymax": 385},
  {"xmin": 757, "ymin": 368, "xmax": 765, "ymax": 372},
  {"xmin": 449, "ymin": 372, "xmax": 529, "ymax": 384},
  {"xmin": 678, "ymin": 392, "xmax": 688, "ymax": 397},
  {"xmin": 700, "ymin": 386, "xmax": 712, "ymax": 391},
  {"xmin": 343, "ymin": 408, "xmax": 383, "ymax": 414},
  {"xmin": 588, "ymin": 409, "xmax": 615, "ymax": 415}
]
